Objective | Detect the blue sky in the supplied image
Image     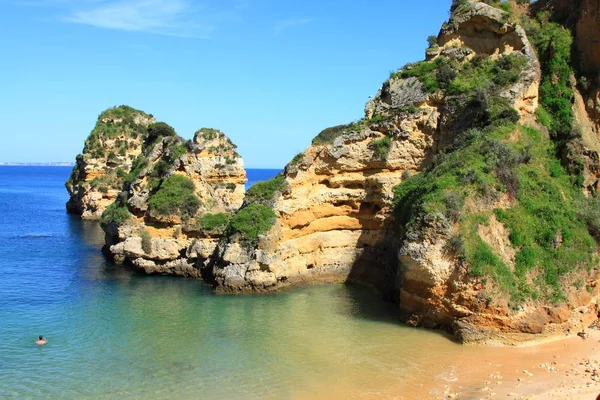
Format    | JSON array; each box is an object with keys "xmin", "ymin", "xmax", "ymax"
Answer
[{"xmin": 1, "ymin": 0, "xmax": 451, "ymax": 168}]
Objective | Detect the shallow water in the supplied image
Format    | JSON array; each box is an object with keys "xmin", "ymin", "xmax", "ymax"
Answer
[{"xmin": 1, "ymin": 166, "xmax": 536, "ymax": 399}]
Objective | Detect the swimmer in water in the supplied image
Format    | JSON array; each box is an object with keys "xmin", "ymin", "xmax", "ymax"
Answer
[{"xmin": 35, "ymin": 335, "xmax": 47, "ymax": 345}]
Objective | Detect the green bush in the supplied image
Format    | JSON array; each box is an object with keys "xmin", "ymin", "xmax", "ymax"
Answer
[
  {"xmin": 197, "ymin": 128, "xmax": 219, "ymax": 141},
  {"xmin": 393, "ymin": 121, "xmax": 597, "ymax": 304},
  {"xmin": 100, "ymin": 201, "xmax": 133, "ymax": 226},
  {"xmin": 525, "ymin": 14, "xmax": 574, "ymax": 142},
  {"xmin": 125, "ymin": 156, "xmax": 148, "ymax": 184},
  {"xmin": 579, "ymin": 196, "xmax": 600, "ymax": 242},
  {"xmin": 245, "ymin": 176, "xmax": 286, "ymax": 204},
  {"xmin": 447, "ymin": 54, "xmax": 527, "ymax": 96},
  {"xmin": 373, "ymin": 136, "xmax": 391, "ymax": 158},
  {"xmin": 290, "ymin": 153, "xmax": 305, "ymax": 165},
  {"xmin": 140, "ymin": 229, "xmax": 152, "ymax": 254},
  {"xmin": 197, "ymin": 213, "xmax": 230, "ymax": 232},
  {"xmin": 146, "ymin": 122, "xmax": 176, "ymax": 145},
  {"xmin": 394, "ymin": 59, "xmax": 441, "ymax": 92},
  {"xmin": 427, "ymin": 35, "xmax": 438, "ymax": 47},
  {"xmin": 148, "ymin": 174, "xmax": 201, "ymax": 218},
  {"xmin": 229, "ymin": 204, "xmax": 277, "ymax": 246},
  {"xmin": 312, "ymin": 122, "xmax": 362, "ymax": 145},
  {"xmin": 85, "ymin": 106, "xmax": 151, "ymax": 146}
]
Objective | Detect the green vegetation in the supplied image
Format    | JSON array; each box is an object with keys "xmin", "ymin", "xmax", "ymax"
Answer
[
  {"xmin": 140, "ymin": 229, "xmax": 152, "ymax": 254},
  {"xmin": 100, "ymin": 200, "xmax": 133, "ymax": 227},
  {"xmin": 373, "ymin": 136, "xmax": 392, "ymax": 158},
  {"xmin": 579, "ymin": 196, "xmax": 600, "ymax": 242},
  {"xmin": 522, "ymin": 14, "xmax": 574, "ymax": 142},
  {"xmin": 223, "ymin": 175, "xmax": 286, "ymax": 247},
  {"xmin": 493, "ymin": 127, "xmax": 596, "ymax": 303},
  {"xmin": 148, "ymin": 174, "xmax": 201, "ymax": 218},
  {"xmin": 245, "ymin": 175, "xmax": 286, "ymax": 204},
  {"xmin": 124, "ymin": 156, "xmax": 149, "ymax": 184},
  {"xmin": 216, "ymin": 182, "xmax": 236, "ymax": 191},
  {"xmin": 448, "ymin": 54, "xmax": 528, "ymax": 95},
  {"xmin": 83, "ymin": 106, "xmax": 151, "ymax": 158},
  {"xmin": 290, "ymin": 153, "xmax": 305, "ymax": 166},
  {"xmin": 197, "ymin": 128, "xmax": 220, "ymax": 141},
  {"xmin": 392, "ymin": 58, "xmax": 442, "ymax": 92},
  {"xmin": 146, "ymin": 122, "xmax": 177, "ymax": 146},
  {"xmin": 229, "ymin": 203, "xmax": 277, "ymax": 246},
  {"xmin": 389, "ymin": 53, "xmax": 528, "ymax": 96},
  {"xmin": 394, "ymin": 120, "xmax": 597, "ymax": 304},
  {"xmin": 427, "ymin": 35, "xmax": 438, "ymax": 48},
  {"xmin": 89, "ymin": 173, "xmax": 121, "ymax": 193},
  {"xmin": 390, "ymin": 8, "xmax": 597, "ymax": 303},
  {"xmin": 197, "ymin": 213, "xmax": 230, "ymax": 232},
  {"xmin": 312, "ymin": 122, "xmax": 363, "ymax": 145}
]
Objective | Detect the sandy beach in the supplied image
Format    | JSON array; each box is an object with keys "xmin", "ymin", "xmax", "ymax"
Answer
[{"xmin": 440, "ymin": 329, "xmax": 600, "ymax": 400}]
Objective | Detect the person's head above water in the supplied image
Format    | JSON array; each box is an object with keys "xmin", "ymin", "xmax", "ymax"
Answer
[{"xmin": 39, "ymin": 335, "xmax": 44, "ymax": 340}]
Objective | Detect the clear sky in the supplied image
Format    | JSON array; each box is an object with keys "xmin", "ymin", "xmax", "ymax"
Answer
[{"xmin": 1, "ymin": 0, "xmax": 452, "ymax": 168}]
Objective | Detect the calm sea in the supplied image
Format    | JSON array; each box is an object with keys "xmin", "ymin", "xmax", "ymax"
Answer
[{"xmin": 0, "ymin": 166, "xmax": 485, "ymax": 399}]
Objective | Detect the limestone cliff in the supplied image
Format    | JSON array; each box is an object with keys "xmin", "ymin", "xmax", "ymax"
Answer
[
  {"xmin": 101, "ymin": 126, "xmax": 246, "ymax": 278},
  {"xmin": 70, "ymin": 0, "xmax": 600, "ymax": 345},
  {"xmin": 208, "ymin": 0, "xmax": 600, "ymax": 344},
  {"xmin": 66, "ymin": 106, "xmax": 155, "ymax": 219}
]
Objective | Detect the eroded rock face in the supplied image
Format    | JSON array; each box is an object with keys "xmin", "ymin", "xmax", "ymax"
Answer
[
  {"xmin": 208, "ymin": 1, "xmax": 600, "ymax": 344},
  {"xmin": 66, "ymin": 106, "xmax": 155, "ymax": 219},
  {"xmin": 104, "ymin": 128, "xmax": 246, "ymax": 278}
]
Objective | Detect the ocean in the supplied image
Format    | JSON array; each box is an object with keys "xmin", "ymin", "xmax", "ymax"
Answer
[{"xmin": 0, "ymin": 166, "xmax": 489, "ymax": 399}]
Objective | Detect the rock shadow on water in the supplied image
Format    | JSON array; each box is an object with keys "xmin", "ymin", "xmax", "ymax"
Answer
[{"xmin": 343, "ymin": 224, "xmax": 456, "ymax": 343}]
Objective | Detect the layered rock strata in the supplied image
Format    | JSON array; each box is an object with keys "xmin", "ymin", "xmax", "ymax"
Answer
[
  {"xmin": 211, "ymin": 2, "xmax": 539, "ymax": 293},
  {"xmin": 70, "ymin": 0, "xmax": 600, "ymax": 345},
  {"xmin": 209, "ymin": 0, "xmax": 600, "ymax": 343}
]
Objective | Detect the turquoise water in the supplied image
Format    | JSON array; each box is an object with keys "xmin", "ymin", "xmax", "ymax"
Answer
[{"xmin": 0, "ymin": 167, "xmax": 470, "ymax": 399}]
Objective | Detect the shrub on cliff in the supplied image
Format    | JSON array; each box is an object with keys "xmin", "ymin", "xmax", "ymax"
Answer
[
  {"xmin": 524, "ymin": 14, "xmax": 574, "ymax": 142},
  {"xmin": 312, "ymin": 122, "xmax": 362, "ymax": 145},
  {"xmin": 124, "ymin": 156, "xmax": 149, "ymax": 184},
  {"xmin": 197, "ymin": 212, "xmax": 230, "ymax": 234},
  {"xmin": 228, "ymin": 204, "xmax": 277, "ymax": 246},
  {"xmin": 372, "ymin": 136, "xmax": 392, "ymax": 158},
  {"xmin": 148, "ymin": 174, "xmax": 201, "ymax": 218},
  {"xmin": 146, "ymin": 122, "xmax": 177, "ymax": 146},
  {"xmin": 245, "ymin": 176, "xmax": 286, "ymax": 205},
  {"xmin": 197, "ymin": 128, "xmax": 219, "ymax": 141},
  {"xmin": 87, "ymin": 105, "xmax": 152, "ymax": 145},
  {"xmin": 100, "ymin": 201, "xmax": 133, "ymax": 227},
  {"xmin": 140, "ymin": 229, "xmax": 152, "ymax": 254},
  {"xmin": 393, "ymin": 123, "xmax": 597, "ymax": 304}
]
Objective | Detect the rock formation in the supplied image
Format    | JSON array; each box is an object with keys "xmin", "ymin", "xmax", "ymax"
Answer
[
  {"xmin": 211, "ymin": 0, "xmax": 540, "ymax": 293},
  {"xmin": 66, "ymin": 106, "xmax": 155, "ymax": 219},
  {"xmin": 208, "ymin": 0, "xmax": 600, "ymax": 344},
  {"xmin": 102, "ymin": 126, "xmax": 246, "ymax": 277},
  {"xmin": 68, "ymin": 0, "xmax": 600, "ymax": 345}
]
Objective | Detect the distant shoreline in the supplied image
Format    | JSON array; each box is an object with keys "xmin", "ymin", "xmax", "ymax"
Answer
[
  {"xmin": 0, "ymin": 163, "xmax": 74, "ymax": 167},
  {"xmin": 0, "ymin": 164, "xmax": 283, "ymax": 169}
]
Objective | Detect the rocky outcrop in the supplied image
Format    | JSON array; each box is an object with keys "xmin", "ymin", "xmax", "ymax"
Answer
[
  {"xmin": 211, "ymin": 2, "xmax": 537, "ymax": 294},
  {"xmin": 70, "ymin": 0, "xmax": 600, "ymax": 345},
  {"xmin": 207, "ymin": 0, "xmax": 600, "ymax": 344},
  {"xmin": 103, "ymin": 127, "xmax": 246, "ymax": 278},
  {"xmin": 66, "ymin": 106, "xmax": 155, "ymax": 219}
]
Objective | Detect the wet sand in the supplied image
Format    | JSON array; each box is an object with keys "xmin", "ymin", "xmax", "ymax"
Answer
[{"xmin": 301, "ymin": 328, "xmax": 600, "ymax": 400}]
